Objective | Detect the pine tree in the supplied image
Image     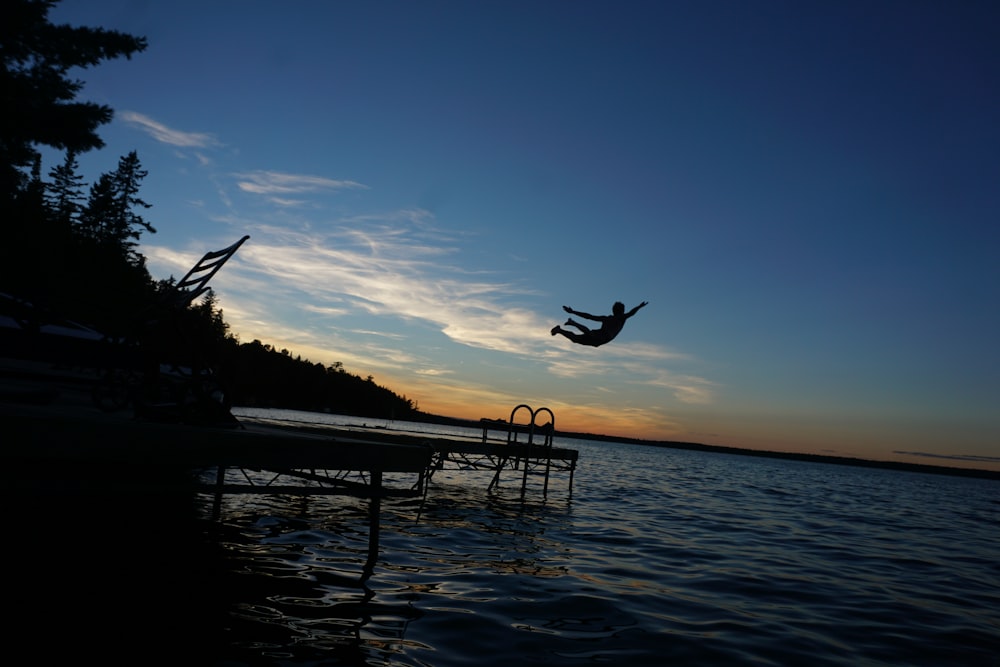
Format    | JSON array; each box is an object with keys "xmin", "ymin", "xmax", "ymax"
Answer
[
  {"xmin": 109, "ymin": 150, "xmax": 156, "ymax": 253},
  {"xmin": 46, "ymin": 149, "xmax": 86, "ymax": 226},
  {"xmin": 79, "ymin": 150, "xmax": 156, "ymax": 263}
]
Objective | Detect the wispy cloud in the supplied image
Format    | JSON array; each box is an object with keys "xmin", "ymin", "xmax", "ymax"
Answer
[
  {"xmin": 643, "ymin": 370, "xmax": 716, "ymax": 404},
  {"xmin": 415, "ymin": 368, "xmax": 453, "ymax": 376},
  {"xmin": 142, "ymin": 201, "xmax": 713, "ymax": 419},
  {"xmin": 268, "ymin": 197, "xmax": 308, "ymax": 207},
  {"xmin": 894, "ymin": 451, "xmax": 1000, "ymax": 463},
  {"xmin": 540, "ymin": 349, "xmax": 714, "ymax": 404},
  {"xmin": 232, "ymin": 228, "xmax": 544, "ymax": 355},
  {"xmin": 120, "ymin": 111, "xmax": 221, "ymax": 148},
  {"xmin": 235, "ymin": 171, "xmax": 367, "ymax": 195}
]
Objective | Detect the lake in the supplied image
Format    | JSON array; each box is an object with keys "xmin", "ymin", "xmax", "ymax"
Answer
[{"xmin": 5, "ymin": 407, "xmax": 998, "ymax": 665}]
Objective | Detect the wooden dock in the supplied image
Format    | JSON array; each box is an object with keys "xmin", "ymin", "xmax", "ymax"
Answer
[
  {"xmin": 236, "ymin": 402, "xmax": 580, "ymax": 499},
  {"xmin": 2, "ymin": 380, "xmax": 579, "ymax": 581}
]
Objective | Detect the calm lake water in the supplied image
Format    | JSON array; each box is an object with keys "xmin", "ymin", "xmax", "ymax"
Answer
[{"xmin": 6, "ymin": 407, "xmax": 998, "ymax": 665}]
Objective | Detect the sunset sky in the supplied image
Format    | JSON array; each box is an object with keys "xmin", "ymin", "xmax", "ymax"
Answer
[{"xmin": 47, "ymin": 1, "xmax": 999, "ymax": 471}]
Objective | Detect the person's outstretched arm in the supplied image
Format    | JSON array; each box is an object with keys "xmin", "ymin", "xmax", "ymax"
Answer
[
  {"xmin": 563, "ymin": 305, "xmax": 602, "ymax": 321},
  {"xmin": 625, "ymin": 301, "xmax": 649, "ymax": 318}
]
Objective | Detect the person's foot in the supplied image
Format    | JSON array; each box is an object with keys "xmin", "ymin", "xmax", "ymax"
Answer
[
  {"xmin": 550, "ymin": 326, "xmax": 561, "ymax": 336},
  {"xmin": 565, "ymin": 319, "xmax": 574, "ymax": 326}
]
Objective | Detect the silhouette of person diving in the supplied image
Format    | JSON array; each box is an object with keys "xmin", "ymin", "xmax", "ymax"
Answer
[{"xmin": 550, "ymin": 301, "xmax": 648, "ymax": 347}]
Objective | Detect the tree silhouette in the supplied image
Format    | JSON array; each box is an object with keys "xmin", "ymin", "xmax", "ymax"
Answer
[
  {"xmin": 0, "ymin": 0, "xmax": 146, "ymax": 208},
  {"xmin": 217, "ymin": 336, "xmax": 417, "ymax": 419},
  {"xmin": 79, "ymin": 150, "xmax": 155, "ymax": 259},
  {"xmin": 1, "ymin": 0, "xmax": 147, "ymax": 305},
  {"xmin": 46, "ymin": 149, "xmax": 86, "ymax": 226}
]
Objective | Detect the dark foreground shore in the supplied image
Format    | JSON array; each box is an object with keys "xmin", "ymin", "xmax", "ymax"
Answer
[{"xmin": 2, "ymin": 459, "xmax": 228, "ymax": 664}]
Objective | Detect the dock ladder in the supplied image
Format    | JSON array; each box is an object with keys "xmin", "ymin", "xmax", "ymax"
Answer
[{"xmin": 487, "ymin": 403, "xmax": 557, "ymax": 497}]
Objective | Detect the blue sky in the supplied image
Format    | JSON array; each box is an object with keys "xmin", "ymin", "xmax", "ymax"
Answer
[{"xmin": 48, "ymin": 1, "xmax": 999, "ymax": 470}]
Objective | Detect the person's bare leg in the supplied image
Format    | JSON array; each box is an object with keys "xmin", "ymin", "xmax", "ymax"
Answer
[
  {"xmin": 565, "ymin": 318, "xmax": 591, "ymax": 333},
  {"xmin": 551, "ymin": 326, "xmax": 584, "ymax": 344}
]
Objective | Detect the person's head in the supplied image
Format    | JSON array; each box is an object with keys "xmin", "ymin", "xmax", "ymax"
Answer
[{"xmin": 612, "ymin": 301, "xmax": 625, "ymax": 315}]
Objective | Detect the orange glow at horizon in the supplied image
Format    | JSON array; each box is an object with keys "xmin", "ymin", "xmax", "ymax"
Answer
[
  {"xmin": 404, "ymin": 375, "xmax": 691, "ymax": 441},
  {"xmin": 412, "ymin": 383, "xmax": 1000, "ymax": 474}
]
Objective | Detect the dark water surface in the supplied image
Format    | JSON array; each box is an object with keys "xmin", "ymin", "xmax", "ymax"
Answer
[{"xmin": 6, "ymin": 409, "xmax": 998, "ymax": 665}]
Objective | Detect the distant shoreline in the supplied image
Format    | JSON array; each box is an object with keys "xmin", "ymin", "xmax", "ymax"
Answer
[{"xmin": 415, "ymin": 413, "xmax": 1000, "ymax": 482}]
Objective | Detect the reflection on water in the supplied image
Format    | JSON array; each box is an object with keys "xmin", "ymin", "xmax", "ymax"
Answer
[{"xmin": 202, "ymin": 468, "xmax": 589, "ymax": 665}]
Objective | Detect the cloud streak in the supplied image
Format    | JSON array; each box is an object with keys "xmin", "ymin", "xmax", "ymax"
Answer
[
  {"xmin": 234, "ymin": 227, "xmax": 543, "ymax": 354},
  {"xmin": 235, "ymin": 171, "xmax": 367, "ymax": 195},
  {"xmin": 120, "ymin": 111, "xmax": 221, "ymax": 148}
]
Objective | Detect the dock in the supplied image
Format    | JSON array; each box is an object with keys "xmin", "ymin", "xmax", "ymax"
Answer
[
  {"xmin": 235, "ymin": 402, "xmax": 579, "ymax": 499},
  {"xmin": 2, "ymin": 365, "xmax": 579, "ymax": 580}
]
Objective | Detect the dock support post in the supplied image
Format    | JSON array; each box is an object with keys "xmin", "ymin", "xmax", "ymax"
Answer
[
  {"xmin": 543, "ymin": 455, "xmax": 551, "ymax": 498},
  {"xmin": 364, "ymin": 470, "xmax": 383, "ymax": 579},
  {"xmin": 520, "ymin": 451, "xmax": 530, "ymax": 498},
  {"xmin": 212, "ymin": 465, "xmax": 226, "ymax": 520},
  {"xmin": 489, "ymin": 458, "xmax": 506, "ymax": 492}
]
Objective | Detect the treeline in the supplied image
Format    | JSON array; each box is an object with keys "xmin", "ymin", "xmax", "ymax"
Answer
[
  {"xmin": 219, "ymin": 338, "xmax": 417, "ymax": 418},
  {"xmin": 1, "ymin": 0, "xmax": 419, "ymax": 421}
]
